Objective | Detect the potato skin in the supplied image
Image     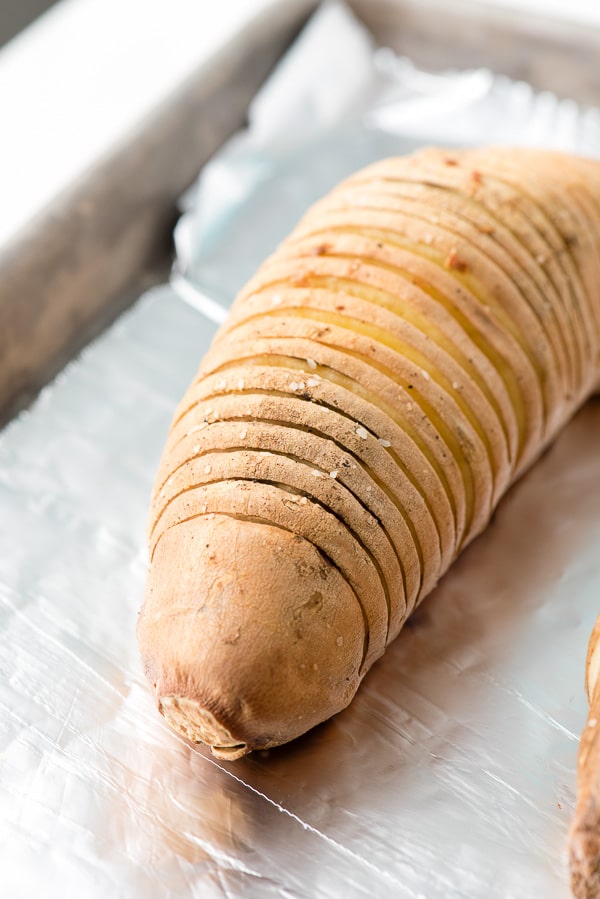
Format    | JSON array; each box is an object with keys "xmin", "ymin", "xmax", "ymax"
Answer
[
  {"xmin": 570, "ymin": 618, "xmax": 600, "ymax": 898},
  {"xmin": 138, "ymin": 515, "xmax": 364, "ymax": 757},
  {"xmin": 138, "ymin": 147, "xmax": 600, "ymax": 758}
]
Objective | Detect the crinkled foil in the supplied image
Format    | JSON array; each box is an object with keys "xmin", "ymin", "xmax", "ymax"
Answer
[{"xmin": 2, "ymin": 3, "xmax": 600, "ymax": 897}]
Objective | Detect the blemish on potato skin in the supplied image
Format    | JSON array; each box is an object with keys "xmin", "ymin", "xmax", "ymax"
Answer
[
  {"xmin": 444, "ymin": 248, "xmax": 468, "ymax": 272},
  {"xmin": 222, "ymin": 628, "xmax": 241, "ymax": 646},
  {"xmin": 295, "ymin": 560, "xmax": 315, "ymax": 578},
  {"xmin": 292, "ymin": 591, "xmax": 323, "ymax": 623}
]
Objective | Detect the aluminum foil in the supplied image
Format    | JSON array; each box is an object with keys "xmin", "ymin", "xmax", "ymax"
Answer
[{"xmin": 2, "ymin": 3, "xmax": 600, "ymax": 897}]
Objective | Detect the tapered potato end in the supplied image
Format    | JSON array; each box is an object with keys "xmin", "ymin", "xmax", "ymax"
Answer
[
  {"xmin": 569, "ymin": 768, "xmax": 600, "ymax": 899},
  {"xmin": 569, "ymin": 622, "xmax": 600, "ymax": 898},
  {"xmin": 137, "ymin": 515, "xmax": 365, "ymax": 757},
  {"xmin": 570, "ymin": 806, "xmax": 600, "ymax": 899},
  {"xmin": 157, "ymin": 696, "xmax": 250, "ymax": 759}
]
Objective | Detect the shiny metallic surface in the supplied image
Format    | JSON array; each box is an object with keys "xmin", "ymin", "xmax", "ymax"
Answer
[
  {"xmin": 2, "ymin": 282, "xmax": 600, "ymax": 897},
  {"xmin": 0, "ymin": 0, "xmax": 314, "ymax": 421},
  {"xmin": 2, "ymin": 4, "xmax": 600, "ymax": 897}
]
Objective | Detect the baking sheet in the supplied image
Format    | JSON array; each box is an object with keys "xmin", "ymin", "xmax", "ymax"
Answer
[{"xmin": 2, "ymin": 2, "xmax": 600, "ymax": 897}]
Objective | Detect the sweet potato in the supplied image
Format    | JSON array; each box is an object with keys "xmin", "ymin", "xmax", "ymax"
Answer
[
  {"xmin": 137, "ymin": 147, "xmax": 600, "ymax": 760},
  {"xmin": 570, "ymin": 616, "xmax": 600, "ymax": 898}
]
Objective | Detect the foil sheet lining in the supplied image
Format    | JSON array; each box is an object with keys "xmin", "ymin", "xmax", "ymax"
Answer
[{"xmin": 2, "ymin": 2, "xmax": 600, "ymax": 897}]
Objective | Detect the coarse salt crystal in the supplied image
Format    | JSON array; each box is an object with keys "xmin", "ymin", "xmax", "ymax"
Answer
[
  {"xmin": 167, "ymin": 477, "xmax": 173, "ymax": 486},
  {"xmin": 271, "ymin": 294, "xmax": 282, "ymax": 305},
  {"xmin": 306, "ymin": 358, "xmax": 317, "ymax": 369},
  {"xmin": 237, "ymin": 379, "xmax": 245, "ymax": 390},
  {"xmin": 589, "ymin": 718, "xmax": 598, "ymax": 728},
  {"xmin": 300, "ymin": 496, "xmax": 308, "ymax": 504},
  {"xmin": 329, "ymin": 470, "xmax": 338, "ymax": 479},
  {"xmin": 378, "ymin": 438, "xmax": 391, "ymax": 448},
  {"xmin": 312, "ymin": 469, "xmax": 322, "ymax": 478},
  {"xmin": 421, "ymin": 370, "xmax": 431, "ymax": 381},
  {"xmin": 204, "ymin": 464, "xmax": 212, "ymax": 474},
  {"xmin": 240, "ymin": 428, "xmax": 248, "ymax": 439},
  {"xmin": 306, "ymin": 377, "xmax": 320, "ymax": 387},
  {"xmin": 336, "ymin": 636, "xmax": 344, "ymax": 647},
  {"xmin": 192, "ymin": 444, "xmax": 200, "ymax": 453},
  {"xmin": 355, "ymin": 426, "xmax": 368, "ymax": 440}
]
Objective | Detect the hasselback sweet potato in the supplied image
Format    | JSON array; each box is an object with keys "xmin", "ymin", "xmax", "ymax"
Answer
[
  {"xmin": 570, "ymin": 616, "xmax": 600, "ymax": 899},
  {"xmin": 137, "ymin": 147, "xmax": 600, "ymax": 760}
]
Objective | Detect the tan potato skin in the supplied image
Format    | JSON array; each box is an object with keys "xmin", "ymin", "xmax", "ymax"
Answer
[
  {"xmin": 142, "ymin": 515, "xmax": 365, "ymax": 757},
  {"xmin": 137, "ymin": 148, "xmax": 600, "ymax": 767},
  {"xmin": 570, "ymin": 617, "xmax": 600, "ymax": 898}
]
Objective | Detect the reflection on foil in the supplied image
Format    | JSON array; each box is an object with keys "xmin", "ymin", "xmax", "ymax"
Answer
[{"xmin": 2, "ymin": 2, "xmax": 600, "ymax": 897}]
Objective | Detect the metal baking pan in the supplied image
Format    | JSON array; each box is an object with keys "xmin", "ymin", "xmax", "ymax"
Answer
[
  {"xmin": 2, "ymin": 4, "xmax": 600, "ymax": 898},
  {"xmin": 1, "ymin": 0, "xmax": 599, "ymax": 423},
  {"xmin": 0, "ymin": 0, "xmax": 315, "ymax": 422}
]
